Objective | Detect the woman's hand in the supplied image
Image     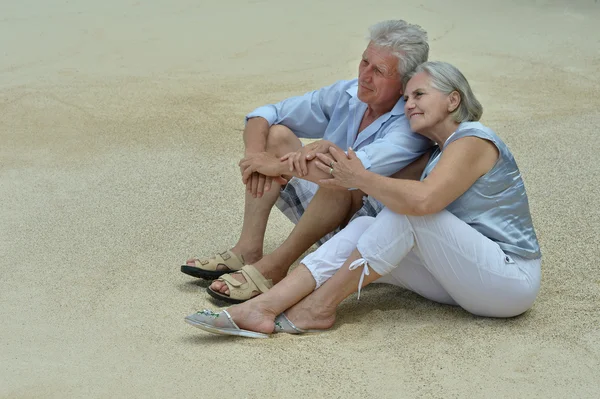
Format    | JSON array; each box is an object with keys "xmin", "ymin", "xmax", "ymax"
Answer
[
  {"xmin": 280, "ymin": 140, "xmax": 333, "ymax": 177},
  {"xmin": 315, "ymin": 147, "xmax": 368, "ymax": 189}
]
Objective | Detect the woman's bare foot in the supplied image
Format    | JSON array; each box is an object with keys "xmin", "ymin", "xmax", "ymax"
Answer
[
  {"xmin": 226, "ymin": 302, "xmax": 277, "ymax": 334},
  {"xmin": 284, "ymin": 296, "xmax": 337, "ymax": 331}
]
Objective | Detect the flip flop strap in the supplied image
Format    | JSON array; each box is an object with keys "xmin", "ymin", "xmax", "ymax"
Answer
[
  {"xmin": 274, "ymin": 313, "xmax": 305, "ymax": 334},
  {"xmin": 221, "ymin": 310, "xmax": 240, "ymax": 330}
]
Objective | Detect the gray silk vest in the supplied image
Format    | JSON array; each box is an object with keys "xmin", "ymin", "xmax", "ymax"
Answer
[{"xmin": 421, "ymin": 122, "xmax": 541, "ymax": 259}]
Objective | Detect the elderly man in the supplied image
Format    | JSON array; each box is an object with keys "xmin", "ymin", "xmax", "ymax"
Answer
[{"xmin": 182, "ymin": 19, "xmax": 431, "ymax": 303}]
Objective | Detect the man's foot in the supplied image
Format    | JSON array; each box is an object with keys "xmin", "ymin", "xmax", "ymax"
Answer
[
  {"xmin": 186, "ymin": 247, "xmax": 262, "ymax": 268},
  {"xmin": 284, "ymin": 296, "xmax": 337, "ymax": 331},
  {"xmin": 207, "ymin": 265, "xmax": 273, "ymax": 304},
  {"xmin": 181, "ymin": 249, "xmax": 247, "ymax": 280},
  {"xmin": 209, "ymin": 258, "xmax": 287, "ymax": 297}
]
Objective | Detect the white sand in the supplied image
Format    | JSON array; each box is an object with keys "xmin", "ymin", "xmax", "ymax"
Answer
[{"xmin": 1, "ymin": 0, "xmax": 599, "ymax": 398}]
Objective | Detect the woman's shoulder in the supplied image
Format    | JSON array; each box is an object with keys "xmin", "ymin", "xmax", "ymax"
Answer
[
  {"xmin": 456, "ymin": 121, "xmax": 495, "ymax": 136},
  {"xmin": 449, "ymin": 122, "xmax": 503, "ymax": 147}
]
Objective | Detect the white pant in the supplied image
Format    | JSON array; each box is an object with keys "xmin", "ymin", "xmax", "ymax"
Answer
[{"xmin": 302, "ymin": 208, "xmax": 541, "ymax": 318}]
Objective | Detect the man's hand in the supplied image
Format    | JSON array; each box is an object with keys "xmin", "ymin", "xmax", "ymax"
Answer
[
  {"xmin": 239, "ymin": 152, "xmax": 287, "ymax": 198},
  {"xmin": 239, "ymin": 152, "xmax": 286, "ymax": 179},
  {"xmin": 280, "ymin": 140, "xmax": 333, "ymax": 177}
]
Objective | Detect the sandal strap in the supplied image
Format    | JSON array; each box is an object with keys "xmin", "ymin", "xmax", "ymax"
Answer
[
  {"xmin": 240, "ymin": 265, "xmax": 273, "ymax": 293},
  {"xmin": 220, "ymin": 273, "xmax": 244, "ymax": 288},
  {"xmin": 216, "ymin": 265, "xmax": 273, "ymax": 300},
  {"xmin": 194, "ymin": 249, "xmax": 244, "ymax": 272}
]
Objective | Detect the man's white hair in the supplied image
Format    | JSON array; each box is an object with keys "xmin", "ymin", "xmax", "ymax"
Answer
[{"xmin": 368, "ymin": 20, "xmax": 429, "ymax": 79}]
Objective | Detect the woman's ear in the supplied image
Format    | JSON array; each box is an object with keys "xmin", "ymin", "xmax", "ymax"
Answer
[{"xmin": 448, "ymin": 91, "xmax": 461, "ymax": 113}]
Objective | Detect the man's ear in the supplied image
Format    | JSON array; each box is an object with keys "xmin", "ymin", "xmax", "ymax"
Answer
[
  {"xmin": 397, "ymin": 77, "xmax": 404, "ymax": 97},
  {"xmin": 448, "ymin": 91, "xmax": 461, "ymax": 113}
]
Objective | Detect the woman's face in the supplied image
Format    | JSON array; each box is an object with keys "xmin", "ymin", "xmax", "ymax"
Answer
[{"xmin": 404, "ymin": 72, "xmax": 455, "ymax": 133}]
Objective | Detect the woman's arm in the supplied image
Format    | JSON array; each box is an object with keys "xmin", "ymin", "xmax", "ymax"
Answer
[
  {"xmin": 318, "ymin": 137, "xmax": 499, "ymax": 215},
  {"xmin": 388, "ymin": 149, "xmax": 433, "ymax": 181}
]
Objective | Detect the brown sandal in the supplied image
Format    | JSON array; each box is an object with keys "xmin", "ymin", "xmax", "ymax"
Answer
[
  {"xmin": 180, "ymin": 250, "xmax": 245, "ymax": 280},
  {"xmin": 207, "ymin": 265, "xmax": 273, "ymax": 304}
]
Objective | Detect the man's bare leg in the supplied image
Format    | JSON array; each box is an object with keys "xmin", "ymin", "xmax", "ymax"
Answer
[
  {"xmin": 210, "ymin": 186, "xmax": 365, "ymax": 294},
  {"xmin": 187, "ymin": 125, "xmax": 302, "ymax": 267}
]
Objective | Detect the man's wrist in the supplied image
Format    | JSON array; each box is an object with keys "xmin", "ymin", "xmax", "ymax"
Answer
[
  {"xmin": 245, "ymin": 148, "xmax": 266, "ymax": 156},
  {"xmin": 276, "ymin": 160, "xmax": 288, "ymax": 176}
]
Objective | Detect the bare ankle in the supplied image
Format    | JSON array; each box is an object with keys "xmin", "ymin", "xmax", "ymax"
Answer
[
  {"xmin": 248, "ymin": 299, "xmax": 279, "ymax": 319},
  {"xmin": 231, "ymin": 246, "xmax": 263, "ymax": 264},
  {"xmin": 305, "ymin": 297, "xmax": 337, "ymax": 319},
  {"xmin": 252, "ymin": 259, "xmax": 289, "ymax": 283}
]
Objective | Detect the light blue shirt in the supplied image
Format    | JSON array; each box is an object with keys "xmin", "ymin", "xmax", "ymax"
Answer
[{"xmin": 246, "ymin": 79, "xmax": 431, "ymax": 176}]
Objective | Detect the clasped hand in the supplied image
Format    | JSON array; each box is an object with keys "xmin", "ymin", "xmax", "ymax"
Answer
[
  {"xmin": 239, "ymin": 152, "xmax": 287, "ymax": 198},
  {"xmin": 315, "ymin": 147, "xmax": 367, "ymax": 189},
  {"xmin": 280, "ymin": 140, "xmax": 333, "ymax": 177}
]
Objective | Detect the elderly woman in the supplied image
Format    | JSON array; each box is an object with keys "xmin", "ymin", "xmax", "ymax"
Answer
[{"xmin": 185, "ymin": 61, "xmax": 542, "ymax": 338}]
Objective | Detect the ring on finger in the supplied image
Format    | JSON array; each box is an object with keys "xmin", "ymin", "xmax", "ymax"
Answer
[
  {"xmin": 329, "ymin": 161, "xmax": 335, "ymax": 168},
  {"xmin": 329, "ymin": 167, "xmax": 334, "ymax": 176}
]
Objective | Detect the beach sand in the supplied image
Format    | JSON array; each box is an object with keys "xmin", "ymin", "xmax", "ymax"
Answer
[{"xmin": 1, "ymin": 0, "xmax": 599, "ymax": 397}]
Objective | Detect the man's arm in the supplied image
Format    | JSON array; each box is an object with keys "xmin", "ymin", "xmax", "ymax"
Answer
[
  {"xmin": 243, "ymin": 117, "xmax": 270, "ymax": 155},
  {"xmin": 245, "ymin": 80, "xmax": 350, "ymax": 139},
  {"xmin": 239, "ymin": 149, "xmax": 341, "ymax": 183},
  {"xmin": 291, "ymin": 116, "xmax": 431, "ymax": 184},
  {"xmin": 240, "ymin": 81, "xmax": 350, "ymax": 196},
  {"xmin": 352, "ymin": 116, "xmax": 433, "ymax": 178}
]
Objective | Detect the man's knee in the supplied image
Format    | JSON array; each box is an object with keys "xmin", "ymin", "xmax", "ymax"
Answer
[
  {"xmin": 314, "ymin": 186, "xmax": 352, "ymax": 200},
  {"xmin": 311, "ymin": 187, "xmax": 354, "ymax": 217},
  {"xmin": 349, "ymin": 190, "xmax": 366, "ymax": 213},
  {"xmin": 265, "ymin": 125, "xmax": 301, "ymax": 156}
]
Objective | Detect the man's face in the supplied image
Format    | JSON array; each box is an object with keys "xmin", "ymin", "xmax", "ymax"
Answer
[{"xmin": 357, "ymin": 43, "xmax": 404, "ymax": 109}]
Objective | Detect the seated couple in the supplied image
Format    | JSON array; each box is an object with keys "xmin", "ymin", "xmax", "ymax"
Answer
[{"xmin": 181, "ymin": 21, "xmax": 542, "ymax": 338}]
